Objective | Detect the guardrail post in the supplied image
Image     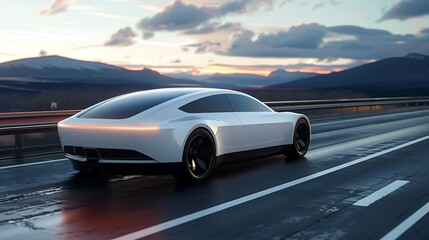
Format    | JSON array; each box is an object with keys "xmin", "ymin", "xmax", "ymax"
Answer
[{"xmin": 15, "ymin": 134, "xmax": 23, "ymax": 152}]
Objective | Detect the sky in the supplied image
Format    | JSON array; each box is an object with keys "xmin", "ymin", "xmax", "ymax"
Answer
[{"xmin": 1, "ymin": 0, "xmax": 429, "ymax": 75}]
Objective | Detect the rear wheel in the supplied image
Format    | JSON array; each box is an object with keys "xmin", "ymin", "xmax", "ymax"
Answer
[
  {"xmin": 176, "ymin": 128, "xmax": 216, "ymax": 182},
  {"xmin": 287, "ymin": 118, "xmax": 310, "ymax": 159}
]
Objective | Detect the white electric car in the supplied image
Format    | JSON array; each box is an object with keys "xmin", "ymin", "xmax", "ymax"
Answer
[{"xmin": 58, "ymin": 88, "xmax": 311, "ymax": 181}]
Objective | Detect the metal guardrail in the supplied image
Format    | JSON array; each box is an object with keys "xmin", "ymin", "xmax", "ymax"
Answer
[
  {"xmin": 265, "ymin": 97, "xmax": 429, "ymax": 111},
  {"xmin": 0, "ymin": 110, "xmax": 79, "ymax": 127},
  {"xmin": 1, "ymin": 97, "xmax": 429, "ymax": 157},
  {"xmin": 0, "ymin": 124, "xmax": 60, "ymax": 154},
  {"xmin": 0, "ymin": 110, "xmax": 79, "ymax": 156}
]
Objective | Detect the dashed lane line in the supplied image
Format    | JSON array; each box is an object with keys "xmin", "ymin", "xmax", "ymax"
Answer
[
  {"xmin": 380, "ymin": 201, "xmax": 429, "ymax": 240},
  {"xmin": 353, "ymin": 180, "xmax": 409, "ymax": 207},
  {"xmin": 0, "ymin": 158, "xmax": 68, "ymax": 170}
]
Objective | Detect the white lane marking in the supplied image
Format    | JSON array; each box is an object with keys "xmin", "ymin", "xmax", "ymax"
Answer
[
  {"xmin": 113, "ymin": 135, "xmax": 429, "ymax": 240},
  {"xmin": 0, "ymin": 158, "xmax": 68, "ymax": 170},
  {"xmin": 312, "ymin": 109, "xmax": 429, "ymax": 127},
  {"xmin": 353, "ymin": 180, "xmax": 409, "ymax": 207},
  {"xmin": 380, "ymin": 201, "xmax": 429, "ymax": 240}
]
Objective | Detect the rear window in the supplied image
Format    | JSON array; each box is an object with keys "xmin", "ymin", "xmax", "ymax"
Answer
[{"xmin": 79, "ymin": 90, "xmax": 186, "ymax": 119}]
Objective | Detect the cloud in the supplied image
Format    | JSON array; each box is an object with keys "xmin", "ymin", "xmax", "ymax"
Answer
[
  {"xmin": 39, "ymin": 50, "xmax": 47, "ymax": 56},
  {"xmin": 312, "ymin": 0, "xmax": 341, "ymax": 10},
  {"xmin": 216, "ymin": 0, "xmax": 279, "ymax": 15},
  {"xmin": 182, "ymin": 22, "xmax": 242, "ymax": 35},
  {"xmin": 186, "ymin": 41, "xmax": 221, "ymax": 53},
  {"xmin": 137, "ymin": 1, "xmax": 212, "ymax": 32},
  {"xmin": 104, "ymin": 27, "xmax": 138, "ymax": 47},
  {"xmin": 39, "ymin": 0, "xmax": 74, "ymax": 15},
  {"xmin": 418, "ymin": 28, "xmax": 429, "ymax": 34},
  {"xmin": 331, "ymin": 0, "xmax": 340, "ymax": 6},
  {"xmin": 380, "ymin": 0, "xmax": 429, "ymax": 21},
  {"xmin": 170, "ymin": 59, "xmax": 182, "ymax": 63},
  {"xmin": 136, "ymin": 0, "xmax": 281, "ymax": 37},
  {"xmin": 327, "ymin": 25, "xmax": 417, "ymax": 48},
  {"xmin": 328, "ymin": 25, "xmax": 392, "ymax": 37},
  {"xmin": 313, "ymin": 3, "xmax": 325, "ymax": 10},
  {"xmin": 257, "ymin": 23, "xmax": 327, "ymax": 49},
  {"xmin": 203, "ymin": 23, "xmax": 429, "ymax": 60},
  {"xmin": 143, "ymin": 32, "xmax": 154, "ymax": 39}
]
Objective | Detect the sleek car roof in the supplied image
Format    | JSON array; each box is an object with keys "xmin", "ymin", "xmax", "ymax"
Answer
[
  {"xmin": 161, "ymin": 87, "xmax": 234, "ymax": 94},
  {"xmin": 116, "ymin": 87, "xmax": 236, "ymax": 98},
  {"xmin": 131, "ymin": 87, "xmax": 239, "ymax": 101},
  {"xmin": 121, "ymin": 87, "xmax": 239, "ymax": 101},
  {"xmin": 77, "ymin": 88, "xmax": 239, "ymax": 119}
]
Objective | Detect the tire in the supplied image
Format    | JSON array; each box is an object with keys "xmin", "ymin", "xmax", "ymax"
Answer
[
  {"xmin": 287, "ymin": 118, "xmax": 310, "ymax": 159},
  {"xmin": 176, "ymin": 128, "xmax": 216, "ymax": 182}
]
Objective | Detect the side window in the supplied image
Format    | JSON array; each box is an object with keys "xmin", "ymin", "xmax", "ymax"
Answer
[
  {"xmin": 179, "ymin": 101, "xmax": 195, "ymax": 113},
  {"xmin": 226, "ymin": 94, "xmax": 272, "ymax": 112},
  {"xmin": 179, "ymin": 94, "xmax": 233, "ymax": 113}
]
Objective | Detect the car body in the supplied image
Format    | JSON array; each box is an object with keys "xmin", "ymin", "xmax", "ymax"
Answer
[{"xmin": 58, "ymin": 88, "xmax": 311, "ymax": 181}]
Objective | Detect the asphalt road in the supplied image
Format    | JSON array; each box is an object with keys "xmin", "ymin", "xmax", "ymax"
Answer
[{"xmin": 1, "ymin": 109, "xmax": 429, "ymax": 240}]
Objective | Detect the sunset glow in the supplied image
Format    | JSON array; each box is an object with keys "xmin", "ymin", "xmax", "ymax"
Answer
[
  {"xmin": 1, "ymin": 0, "xmax": 428, "ymax": 75},
  {"xmin": 152, "ymin": 65, "xmax": 275, "ymax": 76}
]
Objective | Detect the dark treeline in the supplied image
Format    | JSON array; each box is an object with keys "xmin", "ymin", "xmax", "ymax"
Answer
[
  {"xmin": 0, "ymin": 84, "xmax": 147, "ymax": 112},
  {"xmin": 0, "ymin": 83, "xmax": 369, "ymax": 112},
  {"xmin": 2, "ymin": 82, "xmax": 427, "ymax": 112}
]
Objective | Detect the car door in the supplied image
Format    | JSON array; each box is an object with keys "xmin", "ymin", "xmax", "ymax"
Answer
[
  {"xmin": 226, "ymin": 94, "xmax": 288, "ymax": 151},
  {"xmin": 181, "ymin": 94, "xmax": 243, "ymax": 155}
]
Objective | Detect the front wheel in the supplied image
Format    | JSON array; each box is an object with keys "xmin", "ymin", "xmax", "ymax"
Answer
[
  {"xmin": 176, "ymin": 128, "xmax": 216, "ymax": 182},
  {"xmin": 287, "ymin": 118, "xmax": 310, "ymax": 159}
]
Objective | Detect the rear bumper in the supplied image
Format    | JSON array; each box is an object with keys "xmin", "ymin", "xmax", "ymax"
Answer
[
  {"xmin": 69, "ymin": 158, "xmax": 181, "ymax": 175},
  {"xmin": 58, "ymin": 120, "xmax": 188, "ymax": 163}
]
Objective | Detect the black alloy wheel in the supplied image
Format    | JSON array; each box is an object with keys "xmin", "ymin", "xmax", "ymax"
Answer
[
  {"xmin": 181, "ymin": 129, "xmax": 216, "ymax": 181},
  {"xmin": 289, "ymin": 118, "xmax": 310, "ymax": 158}
]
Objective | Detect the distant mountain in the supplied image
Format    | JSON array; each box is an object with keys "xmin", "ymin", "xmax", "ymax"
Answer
[
  {"xmin": 268, "ymin": 69, "xmax": 316, "ymax": 82},
  {"xmin": 166, "ymin": 72, "xmax": 210, "ymax": 81},
  {"xmin": 167, "ymin": 72, "xmax": 266, "ymax": 87},
  {"xmin": 168, "ymin": 70, "xmax": 317, "ymax": 88},
  {"xmin": 0, "ymin": 56, "xmax": 320, "ymax": 89},
  {"xmin": 0, "ymin": 55, "xmax": 119, "ymax": 72},
  {"xmin": 273, "ymin": 53, "xmax": 429, "ymax": 93},
  {"xmin": 4, "ymin": 54, "xmax": 427, "ymax": 95},
  {"xmin": 204, "ymin": 73, "xmax": 267, "ymax": 88},
  {"xmin": 0, "ymin": 56, "xmax": 198, "ymax": 87},
  {"xmin": 405, "ymin": 53, "xmax": 429, "ymax": 61}
]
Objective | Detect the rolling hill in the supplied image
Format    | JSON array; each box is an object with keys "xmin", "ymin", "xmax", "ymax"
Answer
[
  {"xmin": 0, "ymin": 55, "xmax": 198, "ymax": 88},
  {"xmin": 167, "ymin": 69, "xmax": 317, "ymax": 88},
  {"xmin": 274, "ymin": 53, "xmax": 429, "ymax": 94}
]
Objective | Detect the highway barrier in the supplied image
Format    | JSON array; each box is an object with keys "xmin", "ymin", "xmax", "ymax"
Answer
[{"xmin": 1, "ymin": 97, "xmax": 428, "ymax": 158}]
